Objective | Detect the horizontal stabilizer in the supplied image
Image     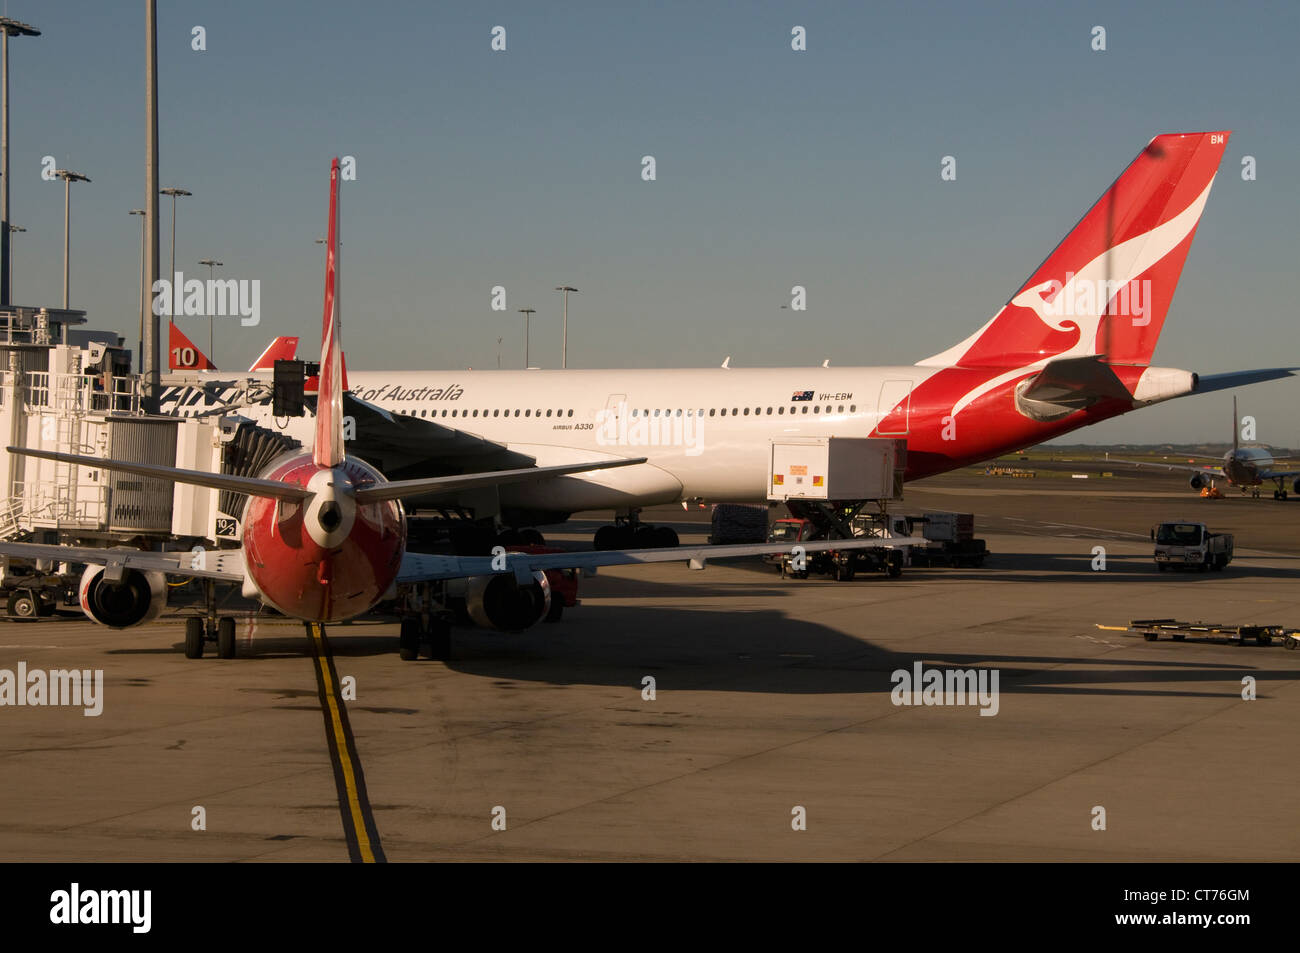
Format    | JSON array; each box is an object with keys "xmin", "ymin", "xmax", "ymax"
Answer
[
  {"xmin": 1194, "ymin": 367, "xmax": 1298, "ymax": 394},
  {"xmin": 7, "ymin": 447, "xmax": 312, "ymax": 501},
  {"xmin": 1014, "ymin": 356, "xmax": 1131, "ymax": 421}
]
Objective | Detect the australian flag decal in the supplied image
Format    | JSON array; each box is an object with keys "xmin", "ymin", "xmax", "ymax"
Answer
[{"xmin": 792, "ymin": 390, "xmax": 813, "ymax": 402}]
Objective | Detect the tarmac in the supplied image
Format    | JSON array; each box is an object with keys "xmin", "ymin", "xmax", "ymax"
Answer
[{"xmin": 2, "ymin": 466, "xmax": 1299, "ymax": 861}]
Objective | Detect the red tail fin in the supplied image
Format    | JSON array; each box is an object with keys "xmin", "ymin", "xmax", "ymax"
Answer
[
  {"xmin": 920, "ymin": 131, "xmax": 1231, "ymax": 369},
  {"xmin": 313, "ymin": 158, "xmax": 345, "ymax": 468},
  {"xmin": 248, "ymin": 336, "xmax": 299, "ymax": 372},
  {"xmin": 167, "ymin": 322, "xmax": 216, "ymax": 370}
]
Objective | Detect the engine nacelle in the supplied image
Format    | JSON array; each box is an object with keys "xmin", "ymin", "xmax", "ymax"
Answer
[
  {"xmin": 1293, "ymin": 478, "xmax": 1300, "ymax": 495},
  {"xmin": 464, "ymin": 571, "xmax": 551, "ymax": 632},
  {"xmin": 79, "ymin": 564, "xmax": 167, "ymax": 628},
  {"xmin": 1189, "ymin": 473, "xmax": 1207, "ymax": 491}
]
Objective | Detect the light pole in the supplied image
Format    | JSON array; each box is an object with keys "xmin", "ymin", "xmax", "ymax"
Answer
[
  {"xmin": 555, "ymin": 286, "xmax": 578, "ymax": 369},
  {"xmin": 130, "ymin": 209, "xmax": 145, "ymax": 363},
  {"xmin": 518, "ymin": 307, "xmax": 535, "ymax": 367},
  {"xmin": 0, "ymin": 17, "xmax": 39, "ymax": 308},
  {"xmin": 198, "ymin": 258, "xmax": 222, "ymax": 363},
  {"xmin": 160, "ymin": 186, "xmax": 190, "ymax": 327},
  {"xmin": 52, "ymin": 170, "xmax": 89, "ymax": 309},
  {"xmin": 6, "ymin": 223, "xmax": 22, "ymax": 303}
]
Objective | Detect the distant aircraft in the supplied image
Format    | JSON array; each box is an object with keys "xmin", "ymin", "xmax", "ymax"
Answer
[
  {"xmin": 168, "ymin": 322, "xmax": 296, "ymax": 373},
  {"xmin": 1115, "ymin": 397, "xmax": 1300, "ymax": 499}
]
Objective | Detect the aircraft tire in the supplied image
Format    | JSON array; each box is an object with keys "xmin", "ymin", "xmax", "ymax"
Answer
[
  {"xmin": 399, "ymin": 618, "xmax": 421, "ymax": 660},
  {"xmin": 184, "ymin": 617, "xmax": 205, "ymax": 659},
  {"xmin": 217, "ymin": 617, "xmax": 237, "ymax": 659}
]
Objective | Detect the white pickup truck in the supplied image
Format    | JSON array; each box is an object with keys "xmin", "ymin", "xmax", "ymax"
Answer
[{"xmin": 1151, "ymin": 521, "xmax": 1234, "ymax": 572}]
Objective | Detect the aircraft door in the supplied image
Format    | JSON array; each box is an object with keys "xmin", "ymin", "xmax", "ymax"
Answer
[
  {"xmin": 877, "ymin": 380, "xmax": 913, "ymax": 435},
  {"xmin": 605, "ymin": 394, "xmax": 628, "ymax": 422}
]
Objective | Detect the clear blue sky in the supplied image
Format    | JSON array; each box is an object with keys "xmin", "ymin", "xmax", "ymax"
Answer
[{"xmin": 9, "ymin": 1, "xmax": 1300, "ymax": 443}]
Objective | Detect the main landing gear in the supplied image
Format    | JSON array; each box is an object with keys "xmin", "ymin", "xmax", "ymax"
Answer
[
  {"xmin": 593, "ymin": 510, "xmax": 680, "ymax": 550},
  {"xmin": 398, "ymin": 584, "xmax": 452, "ymax": 661},
  {"xmin": 184, "ymin": 580, "xmax": 237, "ymax": 659}
]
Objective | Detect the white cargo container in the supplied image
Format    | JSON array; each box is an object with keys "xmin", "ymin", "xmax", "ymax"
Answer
[{"xmin": 768, "ymin": 437, "xmax": 902, "ymax": 501}]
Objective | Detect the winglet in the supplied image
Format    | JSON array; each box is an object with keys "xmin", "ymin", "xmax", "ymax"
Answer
[{"xmin": 314, "ymin": 158, "xmax": 345, "ymax": 467}]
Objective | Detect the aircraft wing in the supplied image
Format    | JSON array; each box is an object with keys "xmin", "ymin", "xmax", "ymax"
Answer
[
  {"xmin": 397, "ymin": 536, "xmax": 930, "ymax": 584},
  {"xmin": 0, "ymin": 541, "xmax": 246, "ymax": 582},
  {"xmin": 1109, "ymin": 458, "xmax": 1223, "ymax": 479},
  {"xmin": 1257, "ymin": 468, "xmax": 1300, "ymax": 481}
]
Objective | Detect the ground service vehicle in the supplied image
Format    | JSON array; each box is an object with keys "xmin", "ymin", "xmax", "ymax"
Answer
[
  {"xmin": 1151, "ymin": 521, "xmax": 1233, "ymax": 571},
  {"xmin": 767, "ymin": 517, "xmax": 903, "ymax": 580}
]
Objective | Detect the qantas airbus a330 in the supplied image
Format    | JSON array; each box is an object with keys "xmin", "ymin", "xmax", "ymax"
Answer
[{"xmin": 162, "ymin": 131, "xmax": 1293, "ymax": 545}]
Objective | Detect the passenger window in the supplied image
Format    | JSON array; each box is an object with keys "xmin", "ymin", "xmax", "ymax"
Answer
[
  {"xmin": 801, "ymin": 406, "xmax": 808, "ymax": 414},
  {"xmin": 778, "ymin": 407, "xmax": 785, "ymax": 415},
  {"xmin": 567, "ymin": 409, "xmax": 573, "ymax": 417},
  {"xmin": 743, "ymin": 408, "xmax": 750, "ymax": 416},
  {"xmin": 472, "ymin": 409, "xmax": 478, "ymax": 417},
  {"xmin": 709, "ymin": 408, "xmax": 715, "ymax": 417},
  {"xmin": 850, "ymin": 404, "xmax": 856, "ymax": 412},
  {"xmin": 546, "ymin": 409, "xmax": 552, "ymax": 417}
]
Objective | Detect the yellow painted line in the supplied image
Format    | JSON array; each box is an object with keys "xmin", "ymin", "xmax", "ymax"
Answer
[
  {"xmin": 1094, "ymin": 625, "xmax": 1130, "ymax": 631},
  {"xmin": 310, "ymin": 623, "xmax": 376, "ymax": 864}
]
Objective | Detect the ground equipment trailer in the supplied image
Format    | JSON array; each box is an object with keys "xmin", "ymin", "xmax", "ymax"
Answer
[
  {"xmin": 1097, "ymin": 619, "xmax": 1298, "ymax": 646},
  {"xmin": 898, "ymin": 511, "xmax": 987, "ymax": 568}
]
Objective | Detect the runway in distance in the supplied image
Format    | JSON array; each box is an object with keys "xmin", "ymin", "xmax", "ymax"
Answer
[
  {"xmin": 0, "ymin": 159, "xmax": 910, "ymax": 657},
  {"xmin": 1113, "ymin": 397, "xmax": 1300, "ymax": 499},
  {"xmin": 164, "ymin": 131, "xmax": 1294, "ymax": 540}
]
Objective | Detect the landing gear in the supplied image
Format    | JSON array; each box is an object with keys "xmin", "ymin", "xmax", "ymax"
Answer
[
  {"xmin": 217, "ymin": 616, "xmax": 237, "ymax": 659},
  {"xmin": 183, "ymin": 579, "xmax": 236, "ymax": 659},
  {"xmin": 593, "ymin": 510, "xmax": 679, "ymax": 549},
  {"xmin": 399, "ymin": 584, "xmax": 452, "ymax": 661},
  {"xmin": 398, "ymin": 618, "xmax": 421, "ymax": 661},
  {"xmin": 184, "ymin": 617, "xmax": 205, "ymax": 658}
]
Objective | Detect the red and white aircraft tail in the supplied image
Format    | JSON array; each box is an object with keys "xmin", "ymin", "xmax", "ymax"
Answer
[
  {"xmin": 248, "ymin": 336, "xmax": 299, "ymax": 371},
  {"xmin": 314, "ymin": 157, "xmax": 346, "ymax": 468},
  {"xmin": 921, "ymin": 131, "xmax": 1230, "ymax": 370},
  {"xmin": 167, "ymin": 323, "xmax": 217, "ymax": 371}
]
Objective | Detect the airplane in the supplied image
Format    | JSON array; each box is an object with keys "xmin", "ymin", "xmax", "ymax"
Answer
[
  {"xmin": 161, "ymin": 131, "xmax": 1295, "ymax": 546},
  {"xmin": 0, "ymin": 158, "xmax": 913, "ymax": 661},
  {"xmin": 1112, "ymin": 396, "xmax": 1300, "ymax": 499}
]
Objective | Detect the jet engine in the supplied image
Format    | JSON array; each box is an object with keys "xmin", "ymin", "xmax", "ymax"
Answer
[
  {"xmin": 1293, "ymin": 477, "xmax": 1300, "ymax": 495},
  {"xmin": 464, "ymin": 571, "xmax": 551, "ymax": 632},
  {"xmin": 79, "ymin": 564, "xmax": 167, "ymax": 628},
  {"xmin": 1189, "ymin": 474, "xmax": 1207, "ymax": 491}
]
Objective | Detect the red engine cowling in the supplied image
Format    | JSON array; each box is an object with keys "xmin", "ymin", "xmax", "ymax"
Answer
[
  {"xmin": 79, "ymin": 564, "xmax": 167, "ymax": 628},
  {"xmin": 464, "ymin": 571, "xmax": 551, "ymax": 632}
]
